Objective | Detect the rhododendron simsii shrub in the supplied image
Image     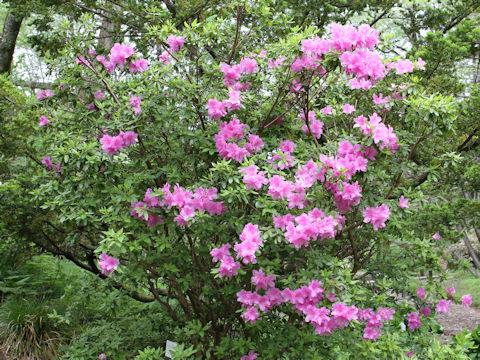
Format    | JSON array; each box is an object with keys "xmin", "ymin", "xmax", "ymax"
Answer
[{"xmin": 27, "ymin": 12, "xmax": 469, "ymax": 360}]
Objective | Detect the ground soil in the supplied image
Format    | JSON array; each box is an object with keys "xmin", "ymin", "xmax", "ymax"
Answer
[{"xmin": 436, "ymin": 303, "xmax": 480, "ymax": 341}]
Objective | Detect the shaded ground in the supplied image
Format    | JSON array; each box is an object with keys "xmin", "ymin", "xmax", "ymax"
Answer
[{"xmin": 437, "ymin": 303, "xmax": 480, "ymax": 341}]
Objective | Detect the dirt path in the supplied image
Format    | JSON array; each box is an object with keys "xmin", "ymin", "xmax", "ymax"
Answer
[{"xmin": 436, "ymin": 303, "xmax": 480, "ymax": 340}]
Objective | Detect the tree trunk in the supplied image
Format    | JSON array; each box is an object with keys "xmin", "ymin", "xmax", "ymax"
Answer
[
  {"xmin": 98, "ymin": 19, "xmax": 116, "ymax": 53},
  {"xmin": 0, "ymin": 12, "xmax": 23, "ymax": 74},
  {"xmin": 463, "ymin": 231, "xmax": 480, "ymax": 269}
]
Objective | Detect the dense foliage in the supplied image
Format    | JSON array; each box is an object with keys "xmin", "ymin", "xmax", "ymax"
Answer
[{"xmin": 1, "ymin": 1, "xmax": 480, "ymax": 359}]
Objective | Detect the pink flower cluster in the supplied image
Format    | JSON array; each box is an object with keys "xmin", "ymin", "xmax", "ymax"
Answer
[
  {"xmin": 275, "ymin": 209, "xmax": 341, "ymax": 248},
  {"xmin": 158, "ymin": 35, "xmax": 185, "ymax": 64},
  {"xmin": 98, "ymin": 253, "xmax": 119, "ymax": 276},
  {"xmin": 92, "ymin": 44, "xmax": 148, "ymax": 74},
  {"xmin": 320, "ymin": 140, "xmax": 374, "ymax": 182},
  {"xmin": 130, "ymin": 195, "xmax": 164, "ymax": 227},
  {"xmin": 130, "ymin": 95, "xmax": 142, "ymax": 115},
  {"xmin": 234, "ymin": 223, "xmax": 263, "ymax": 265},
  {"xmin": 297, "ymin": 24, "xmax": 383, "ymax": 88},
  {"xmin": 373, "ymin": 93, "xmax": 391, "ymax": 105},
  {"xmin": 462, "ymin": 294, "xmax": 472, "ymax": 308},
  {"xmin": 100, "ymin": 130, "xmax": 138, "ymax": 156},
  {"xmin": 37, "ymin": 89, "xmax": 55, "ymax": 100},
  {"xmin": 167, "ymin": 35, "xmax": 185, "ymax": 52},
  {"xmin": 362, "ymin": 204, "xmax": 390, "ymax": 230},
  {"xmin": 301, "ymin": 110, "xmax": 324, "ymax": 139},
  {"xmin": 94, "ymin": 90, "xmax": 105, "ymax": 99},
  {"xmin": 342, "ymin": 103, "xmax": 356, "ymax": 114},
  {"xmin": 389, "ymin": 59, "xmax": 414, "ymax": 75},
  {"xmin": 214, "ymin": 118, "xmax": 264, "ymax": 162},
  {"xmin": 417, "ymin": 286, "xmax": 426, "ymax": 300},
  {"xmin": 39, "ymin": 115, "xmax": 50, "ymax": 126},
  {"xmin": 240, "ymin": 351, "xmax": 258, "ymax": 360},
  {"xmin": 407, "ymin": 312, "xmax": 421, "ymax": 331},
  {"xmin": 132, "ymin": 184, "xmax": 226, "ymax": 228},
  {"xmin": 205, "ymin": 90, "xmax": 243, "ymax": 120},
  {"xmin": 436, "ymin": 299, "xmax": 451, "ymax": 314},
  {"xmin": 398, "ymin": 195, "xmax": 409, "ymax": 208},
  {"xmin": 96, "ymin": 43, "xmax": 134, "ymax": 73},
  {"xmin": 268, "ymin": 140, "xmax": 296, "ymax": 170},
  {"xmin": 204, "ymin": 56, "xmax": 257, "ymax": 120},
  {"xmin": 354, "ymin": 113, "xmax": 399, "ymax": 152},
  {"xmin": 210, "ymin": 223, "xmax": 264, "ymax": 277},
  {"xmin": 219, "ymin": 57, "xmax": 257, "ymax": 89},
  {"xmin": 128, "ymin": 58, "xmax": 149, "ymax": 73},
  {"xmin": 210, "ymin": 243, "xmax": 240, "ymax": 278},
  {"xmin": 41, "ymin": 156, "xmax": 62, "ymax": 176},
  {"xmin": 332, "ymin": 181, "xmax": 363, "ymax": 213},
  {"xmin": 239, "ymin": 164, "xmax": 268, "ymax": 190},
  {"xmin": 236, "ymin": 274, "xmax": 394, "ymax": 341},
  {"xmin": 340, "ymin": 49, "xmax": 385, "ymax": 89}
]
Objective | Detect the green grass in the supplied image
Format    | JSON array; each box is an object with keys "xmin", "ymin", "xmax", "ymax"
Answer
[
  {"xmin": 445, "ymin": 270, "xmax": 480, "ymax": 307},
  {"xmin": 407, "ymin": 270, "xmax": 480, "ymax": 307}
]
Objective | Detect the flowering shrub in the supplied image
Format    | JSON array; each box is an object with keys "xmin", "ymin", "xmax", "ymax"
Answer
[{"xmin": 16, "ymin": 9, "xmax": 473, "ymax": 360}]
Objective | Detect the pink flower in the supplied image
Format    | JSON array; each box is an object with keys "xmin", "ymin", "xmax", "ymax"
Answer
[
  {"xmin": 76, "ymin": 55, "xmax": 89, "ymax": 66},
  {"xmin": 440, "ymin": 258, "xmax": 448, "ymax": 270},
  {"xmin": 109, "ymin": 43, "xmax": 134, "ymax": 68},
  {"xmin": 167, "ymin": 35, "xmax": 185, "ymax": 52},
  {"xmin": 362, "ymin": 204, "xmax": 390, "ymax": 230},
  {"xmin": 406, "ymin": 350, "xmax": 415, "ymax": 358},
  {"xmin": 240, "ymin": 351, "xmax": 258, "ymax": 360},
  {"xmin": 331, "ymin": 302, "xmax": 358, "ymax": 322},
  {"xmin": 329, "ymin": 23, "xmax": 379, "ymax": 51},
  {"xmin": 218, "ymin": 255, "xmax": 240, "ymax": 278},
  {"xmin": 279, "ymin": 140, "xmax": 296, "ymax": 153},
  {"xmin": 100, "ymin": 131, "xmax": 137, "ymax": 156},
  {"xmin": 321, "ymin": 106, "xmax": 332, "ymax": 114},
  {"xmin": 130, "ymin": 95, "xmax": 142, "ymax": 115},
  {"xmin": 268, "ymin": 57, "xmax": 285, "ymax": 68},
  {"xmin": 96, "ymin": 55, "xmax": 115, "ymax": 73},
  {"xmin": 239, "ymin": 165, "xmax": 268, "ymax": 190},
  {"xmin": 239, "ymin": 57, "xmax": 258, "ymax": 74},
  {"xmin": 301, "ymin": 111, "xmax": 324, "ymax": 139},
  {"xmin": 94, "ymin": 90, "xmax": 105, "ymax": 99},
  {"xmin": 432, "ymin": 232, "xmax": 440, "ymax": 240},
  {"xmin": 39, "ymin": 115, "xmax": 50, "ymax": 126},
  {"xmin": 87, "ymin": 103, "xmax": 96, "ymax": 111},
  {"xmin": 42, "ymin": 156, "xmax": 53, "ymax": 170},
  {"xmin": 242, "ymin": 307, "xmax": 259, "ymax": 323},
  {"xmin": 220, "ymin": 62, "xmax": 242, "ymax": 84},
  {"xmin": 210, "ymin": 243, "xmax": 232, "ymax": 263},
  {"xmin": 98, "ymin": 253, "xmax": 119, "ymax": 276},
  {"xmin": 251, "ymin": 269, "xmax": 276, "ymax": 291},
  {"xmin": 37, "ymin": 89, "xmax": 55, "ymax": 100},
  {"xmin": 436, "ymin": 299, "xmax": 452, "ymax": 314},
  {"xmin": 462, "ymin": 294, "xmax": 472, "ymax": 308},
  {"xmin": 158, "ymin": 51, "xmax": 171, "ymax": 64},
  {"xmin": 98, "ymin": 354, "xmax": 106, "ymax": 360},
  {"xmin": 407, "ymin": 312, "xmax": 421, "ymax": 331},
  {"xmin": 416, "ymin": 57, "xmax": 426, "ymax": 70},
  {"xmin": 419, "ymin": 306, "xmax": 431, "ymax": 317},
  {"xmin": 416, "ymin": 286, "xmax": 426, "ymax": 300},
  {"xmin": 363, "ymin": 326, "xmax": 381, "ymax": 341},
  {"xmin": 206, "ymin": 99, "xmax": 227, "ymax": 120},
  {"xmin": 372, "ymin": 93, "xmax": 391, "ymax": 105},
  {"xmin": 445, "ymin": 286, "xmax": 455, "ymax": 299},
  {"xmin": 393, "ymin": 59, "xmax": 414, "ymax": 74},
  {"xmin": 234, "ymin": 223, "xmax": 263, "ymax": 264},
  {"xmin": 128, "ymin": 58, "xmax": 149, "ymax": 73},
  {"xmin": 342, "ymin": 103, "xmax": 355, "ymax": 114},
  {"xmin": 398, "ymin": 195, "xmax": 409, "ymax": 208}
]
